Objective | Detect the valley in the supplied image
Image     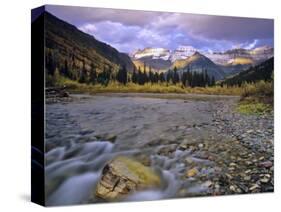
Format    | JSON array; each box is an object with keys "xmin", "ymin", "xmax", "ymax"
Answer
[
  {"xmin": 36, "ymin": 8, "xmax": 275, "ymax": 206},
  {"xmin": 43, "ymin": 11, "xmax": 273, "ymax": 88}
]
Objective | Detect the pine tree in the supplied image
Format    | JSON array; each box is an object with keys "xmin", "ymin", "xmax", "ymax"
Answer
[
  {"xmin": 78, "ymin": 69, "xmax": 86, "ymax": 83},
  {"xmin": 61, "ymin": 59, "xmax": 69, "ymax": 77},
  {"xmin": 166, "ymin": 69, "xmax": 172, "ymax": 84},
  {"xmin": 137, "ymin": 67, "xmax": 144, "ymax": 85},
  {"xmin": 143, "ymin": 71, "xmax": 148, "ymax": 84},
  {"xmin": 148, "ymin": 66, "xmax": 153, "ymax": 83},
  {"xmin": 211, "ymin": 76, "xmax": 216, "ymax": 86},
  {"xmin": 132, "ymin": 66, "xmax": 138, "ymax": 84},
  {"xmin": 97, "ymin": 66, "xmax": 108, "ymax": 85},
  {"xmin": 204, "ymin": 69, "xmax": 210, "ymax": 86},
  {"xmin": 172, "ymin": 66, "xmax": 179, "ymax": 84},
  {"xmin": 53, "ymin": 68, "xmax": 60, "ymax": 85},
  {"xmin": 182, "ymin": 72, "xmax": 187, "ymax": 87},
  {"xmin": 46, "ymin": 51, "xmax": 56, "ymax": 75},
  {"xmin": 70, "ymin": 57, "xmax": 78, "ymax": 81},
  {"xmin": 199, "ymin": 72, "xmax": 204, "ymax": 87},
  {"xmin": 89, "ymin": 63, "xmax": 97, "ymax": 85},
  {"xmin": 191, "ymin": 71, "xmax": 197, "ymax": 87},
  {"xmin": 154, "ymin": 72, "xmax": 159, "ymax": 83},
  {"xmin": 123, "ymin": 65, "xmax": 128, "ymax": 85},
  {"xmin": 159, "ymin": 72, "xmax": 165, "ymax": 83},
  {"xmin": 117, "ymin": 65, "xmax": 127, "ymax": 85},
  {"xmin": 143, "ymin": 63, "xmax": 146, "ymax": 73},
  {"xmin": 79, "ymin": 60, "xmax": 88, "ymax": 83},
  {"xmin": 186, "ymin": 68, "xmax": 192, "ymax": 87}
]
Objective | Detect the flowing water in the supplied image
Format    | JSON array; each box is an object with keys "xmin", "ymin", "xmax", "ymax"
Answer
[{"xmin": 45, "ymin": 94, "xmax": 238, "ymax": 206}]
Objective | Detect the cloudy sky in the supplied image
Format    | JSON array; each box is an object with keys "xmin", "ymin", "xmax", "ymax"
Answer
[{"xmin": 46, "ymin": 5, "xmax": 274, "ymax": 54}]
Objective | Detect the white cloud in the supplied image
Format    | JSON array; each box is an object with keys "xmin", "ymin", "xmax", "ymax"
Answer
[
  {"xmin": 78, "ymin": 23, "xmax": 97, "ymax": 34},
  {"xmin": 47, "ymin": 5, "xmax": 273, "ymax": 53},
  {"xmin": 243, "ymin": 39, "xmax": 258, "ymax": 49}
]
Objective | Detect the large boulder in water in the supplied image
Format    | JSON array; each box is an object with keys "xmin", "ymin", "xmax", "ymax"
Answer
[{"xmin": 95, "ymin": 156, "xmax": 161, "ymax": 201}]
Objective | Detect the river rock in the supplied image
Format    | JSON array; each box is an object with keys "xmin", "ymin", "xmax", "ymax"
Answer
[
  {"xmin": 198, "ymin": 143, "xmax": 204, "ymax": 148},
  {"xmin": 229, "ymin": 185, "xmax": 236, "ymax": 192},
  {"xmin": 243, "ymin": 176, "xmax": 251, "ymax": 181},
  {"xmin": 105, "ymin": 134, "xmax": 117, "ymax": 143},
  {"xmin": 260, "ymin": 177, "xmax": 270, "ymax": 183},
  {"xmin": 95, "ymin": 156, "xmax": 161, "ymax": 201},
  {"xmin": 178, "ymin": 126, "xmax": 186, "ymax": 130},
  {"xmin": 157, "ymin": 145, "xmax": 177, "ymax": 157},
  {"xmin": 186, "ymin": 167, "xmax": 199, "ymax": 177},
  {"xmin": 185, "ymin": 157, "xmax": 195, "ymax": 165},
  {"xmin": 249, "ymin": 184, "xmax": 260, "ymax": 191},
  {"xmin": 134, "ymin": 154, "xmax": 151, "ymax": 166},
  {"xmin": 61, "ymin": 91, "xmax": 69, "ymax": 98},
  {"xmin": 259, "ymin": 161, "xmax": 273, "ymax": 168},
  {"xmin": 179, "ymin": 143, "xmax": 188, "ymax": 151}
]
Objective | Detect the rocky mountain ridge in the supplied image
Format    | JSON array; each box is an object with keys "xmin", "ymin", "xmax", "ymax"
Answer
[{"xmin": 132, "ymin": 45, "xmax": 273, "ymax": 67}]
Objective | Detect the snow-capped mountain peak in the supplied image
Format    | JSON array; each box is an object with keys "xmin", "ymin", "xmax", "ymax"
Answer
[
  {"xmin": 131, "ymin": 45, "xmax": 273, "ymax": 66},
  {"xmin": 132, "ymin": 47, "xmax": 171, "ymax": 60},
  {"xmin": 170, "ymin": 45, "xmax": 198, "ymax": 62},
  {"xmin": 132, "ymin": 45, "xmax": 200, "ymax": 62}
]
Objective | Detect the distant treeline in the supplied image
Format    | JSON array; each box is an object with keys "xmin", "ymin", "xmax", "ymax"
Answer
[
  {"xmin": 221, "ymin": 57, "xmax": 274, "ymax": 86},
  {"xmin": 132, "ymin": 66, "xmax": 215, "ymax": 87},
  {"xmin": 46, "ymin": 51, "xmax": 216, "ymax": 88}
]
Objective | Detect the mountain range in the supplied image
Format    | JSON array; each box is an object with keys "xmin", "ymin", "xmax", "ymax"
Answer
[
  {"xmin": 131, "ymin": 45, "xmax": 273, "ymax": 77},
  {"xmin": 43, "ymin": 11, "xmax": 273, "ymax": 83},
  {"xmin": 132, "ymin": 45, "xmax": 273, "ymax": 65}
]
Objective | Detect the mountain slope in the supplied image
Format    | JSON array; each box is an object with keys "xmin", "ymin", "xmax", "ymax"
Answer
[
  {"xmin": 171, "ymin": 52, "xmax": 225, "ymax": 80},
  {"xmin": 44, "ymin": 11, "xmax": 135, "ymax": 76},
  {"xmin": 133, "ymin": 56, "xmax": 172, "ymax": 72},
  {"xmin": 227, "ymin": 57, "xmax": 254, "ymax": 66},
  {"xmin": 222, "ymin": 57, "xmax": 274, "ymax": 86},
  {"xmin": 219, "ymin": 63, "xmax": 252, "ymax": 76},
  {"xmin": 209, "ymin": 46, "xmax": 273, "ymax": 65}
]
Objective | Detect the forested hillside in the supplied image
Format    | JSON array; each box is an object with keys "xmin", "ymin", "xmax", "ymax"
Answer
[
  {"xmin": 222, "ymin": 58, "xmax": 274, "ymax": 86},
  {"xmin": 44, "ymin": 12, "xmax": 135, "ymax": 86}
]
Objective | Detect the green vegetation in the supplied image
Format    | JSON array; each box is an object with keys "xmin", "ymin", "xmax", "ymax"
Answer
[
  {"xmin": 220, "ymin": 58, "xmax": 274, "ymax": 115},
  {"xmin": 45, "ymin": 11, "xmax": 135, "ymax": 87},
  {"xmin": 49, "ymin": 73, "xmax": 273, "ymax": 116},
  {"xmin": 237, "ymin": 80, "xmax": 273, "ymax": 115},
  {"xmin": 237, "ymin": 101, "xmax": 272, "ymax": 115},
  {"xmin": 47, "ymin": 63, "xmax": 273, "ymax": 97},
  {"xmin": 241, "ymin": 80, "xmax": 273, "ymax": 100},
  {"xmin": 48, "ymin": 73, "xmax": 247, "ymax": 96},
  {"xmin": 46, "ymin": 47, "xmax": 217, "ymax": 91},
  {"xmin": 46, "ymin": 44, "xmax": 219, "ymax": 94}
]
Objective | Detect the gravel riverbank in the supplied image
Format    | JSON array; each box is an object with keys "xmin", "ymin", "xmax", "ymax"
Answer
[{"xmin": 45, "ymin": 93, "xmax": 273, "ymax": 205}]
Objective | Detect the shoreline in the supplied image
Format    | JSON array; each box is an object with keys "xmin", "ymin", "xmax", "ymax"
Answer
[
  {"xmin": 45, "ymin": 92, "xmax": 273, "ymax": 205},
  {"xmin": 89, "ymin": 92, "xmax": 241, "ymax": 101}
]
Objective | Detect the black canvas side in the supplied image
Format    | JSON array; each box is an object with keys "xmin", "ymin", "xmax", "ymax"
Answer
[{"xmin": 31, "ymin": 6, "xmax": 45, "ymax": 206}]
